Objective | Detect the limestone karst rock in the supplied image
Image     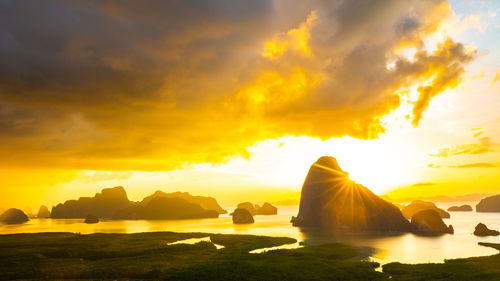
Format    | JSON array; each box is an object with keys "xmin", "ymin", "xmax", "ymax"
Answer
[
  {"xmin": 257, "ymin": 202, "xmax": 278, "ymax": 215},
  {"xmin": 476, "ymin": 194, "xmax": 500, "ymax": 212},
  {"xmin": 474, "ymin": 223, "xmax": 500, "ymax": 236},
  {"xmin": 141, "ymin": 191, "xmax": 226, "ymax": 214},
  {"xmin": 51, "ymin": 186, "xmax": 130, "ymax": 219},
  {"xmin": 236, "ymin": 202, "xmax": 278, "ymax": 215},
  {"xmin": 37, "ymin": 205, "xmax": 51, "ymax": 218},
  {"xmin": 291, "ymin": 156, "xmax": 412, "ymax": 233},
  {"xmin": 232, "ymin": 207, "xmax": 254, "ymax": 224},
  {"xmin": 402, "ymin": 200, "xmax": 450, "ymax": 219},
  {"xmin": 447, "ymin": 205, "xmax": 473, "ymax": 212},
  {"xmin": 410, "ymin": 209, "xmax": 454, "ymax": 235},
  {"xmin": 113, "ymin": 197, "xmax": 219, "ymax": 220},
  {"xmin": 0, "ymin": 208, "xmax": 29, "ymax": 224}
]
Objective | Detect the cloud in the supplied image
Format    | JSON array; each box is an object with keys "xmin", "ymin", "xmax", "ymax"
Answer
[
  {"xmin": 430, "ymin": 134, "xmax": 496, "ymax": 157},
  {"xmin": 492, "ymin": 69, "xmax": 500, "ymax": 87},
  {"xmin": 410, "ymin": 182, "xmax": 435, "ymax": 187},
  {"xmin": 449, "ymin": 162, "xmax": 500, "ymax": 168},
  {"xmin": 0, "ymin": 0, "xmax": 476, "ymax": 171}
]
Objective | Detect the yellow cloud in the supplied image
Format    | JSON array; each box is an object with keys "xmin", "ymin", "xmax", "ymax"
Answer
[{"xmin": 492, "ymin": 69, "xmax": 500, "ymax": 87}]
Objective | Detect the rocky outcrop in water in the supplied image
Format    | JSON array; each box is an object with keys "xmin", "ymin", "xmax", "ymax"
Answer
[
  {"xmin": 141, "ymin": 191, "xmax": 226, "ymax": 214},
  {"xmin": 402, "ymin": 200, "xmax": 450, "ymax": 219},
  {"xmin": 236, "ymin": 202, "xmax": 277, "ymax": 215},
  {"xmin": 447, "ymin": 205, "xmax": 472, "ymax": 212},
  {"xmin": 84, "ymin": 214, "xmax": 99, "ymax": 224},
  {"xmin": 410, "ymin": 209, "xmax": 453, "ymax": 235},
  {"xmin": 476, "ymin": 194, "xmax": 500, "ymax": 212},
  {"xmin": 113, "ymin": 197, "xmax": 219, "ymax": 220},
  {"xmin": 232, "ymin": 208, "xmax": 254, "ymax": 224},
  {"xmin": 473, "ymin": 223, "xmax": 499, "ymax": 236},
  {"xmin": 51, "ymin": 186, "xmax": 130, "ymax": 219},
  {"xmin": 37, "ymin": 205, "xmax": 51, "ymax": 218},
  {"xmin": 291, "ymin": 156, "xmax": 412, "ymax": 233},
  {"xmin": 0, "ymin": 208, "xmax": 29, "ymax": 224}
]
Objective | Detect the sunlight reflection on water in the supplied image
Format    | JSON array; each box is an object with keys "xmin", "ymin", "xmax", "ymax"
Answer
[{"xmin": 1, "ymin": 204, "xmax": 499, "ymax": 264}]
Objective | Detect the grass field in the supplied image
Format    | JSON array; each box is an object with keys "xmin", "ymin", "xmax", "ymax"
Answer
[{"xmin": 0, "ymin": 232, "xmax": 499, "ymax": 280}]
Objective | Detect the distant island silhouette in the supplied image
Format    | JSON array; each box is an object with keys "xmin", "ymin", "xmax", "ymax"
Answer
[
  {"xmin": 402, "ymin": 200, "xmax": 450, "ymax": 219},
  {"xmin": 476, "ymin": 194, "xmax": 500, "ymax": 212},
  {"xmin": 447, "ymin": 205, "xmax": 473, "ymax": 212},
  {"xmin": 50, "ymin": 186, "xmax": 225, "ymax": 220},
  {"xmin": 235, "ymin": 202, "xmax": 277, "ymax": 215},
  {"xmin": 291, "ymin": 156, "xmax": 453, "ymax": 235}
]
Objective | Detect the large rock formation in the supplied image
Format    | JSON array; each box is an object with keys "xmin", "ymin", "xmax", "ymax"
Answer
[
  {"xmin": 51, "ymin": 186, "xmax": 130, "ymax": 219},
  {"xmin": 447, "ymin": 205, "xmax": 472, "ymax": 212},
  {"xmin": 140, "ymin": 191, "xmax": 226, "ymax": 214},
  {"xmin": 474, "ymin": 223, "xmax": 500, "ymax": 236},
  {"xmin": 291, "ymin": 156, "xmax": 412, "ymax": 233},
  {"xmin": 232, "ymin": 208, "xmax": 254, "ymax": 224},
  {"xmin": 0, "ymin": 208, "xmax": 29, "ymax": 224},
  {"xmin": 410, "ymin": 210, "xmax": 454, "ymax": 235},
  {"xmin": 401, "ymin": 200, "xmax": 450, "ymax": 219},
  {"xmin": 113, "ymin": 197, "xmax": 219, "ymax": 220},
  {"xmin": 236, "ymin": 202, "xmax": 278, "ymax": 215},
  {"xmin": 476, "ymin": 194, "xmax": 500, "ymax": 212},
  {"xmin": 37, "ymin": 205, "xmax": 51, "ymax": 218}
]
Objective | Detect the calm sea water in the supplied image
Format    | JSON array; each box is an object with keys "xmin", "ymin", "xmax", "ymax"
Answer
[{"xmin": 1, "ymin": 203, "xmax": 499, "ymax": 264}]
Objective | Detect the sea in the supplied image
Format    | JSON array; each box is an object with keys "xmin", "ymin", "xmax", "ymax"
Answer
[{"xmin": 1, "ymin": 202, "xmax": 499, "ymax": 264}]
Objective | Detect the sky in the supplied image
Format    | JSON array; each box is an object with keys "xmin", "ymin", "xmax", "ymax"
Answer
[{"xmin": 0, "ymin": 0, "xmax": 499, "ymax": 211}]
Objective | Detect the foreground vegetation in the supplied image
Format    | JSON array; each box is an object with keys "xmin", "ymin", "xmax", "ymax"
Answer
[
  {"xmin": 0, "ymin": 231, "xmax": 382, "ymax": 280},
  {"xmin": 0, "ymin": 231, "xmax": 499, "ymax": 280},
  {"xmin": 383, "ymin": 242, "xmax": 500, "ymax": 281}
]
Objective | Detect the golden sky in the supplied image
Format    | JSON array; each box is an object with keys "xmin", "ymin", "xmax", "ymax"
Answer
[{"xmin": 1, "ymin": 0, "xmax": 499, "ymax": 211}]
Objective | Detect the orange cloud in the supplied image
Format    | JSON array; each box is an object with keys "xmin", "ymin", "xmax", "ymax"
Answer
[
  {"xmin": 430, "ymin": 136, "xmax": 495, "ymax": 157},
  {"xmin": 0, "ymin": 0, "xmax": 475, "ymax": 171}
]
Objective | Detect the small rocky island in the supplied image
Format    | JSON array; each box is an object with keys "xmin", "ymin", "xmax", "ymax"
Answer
[
  {"xmin": 411, "ymin": 210, "xmax": 454, "ymax": 235},
  {"xmin": 447, "ymin": 205, "xmax": 473, "ymax": 212},
  {"xmin": 236, "ymin": 202, "xmax": 277, "ymax": 215},
  {"xmin": 474, "ymin": 223, "xmax": 500, "ymax": 236},
  {"xmin": 232, "ymin": 207, "xmax": 254, "ymax": 224},
  {"xmin": 37, "ymin": 205, "xmax": 51, "ymax": 218},
  {"xmin": 476, "ymin": 194, "xmax": 500, "ymax": 212},
  {"xmin": 0, "ymin": 208, "xmax": 29, "ymax": 224},
  {"xmin": 402, "ymin": 200, "xmax": 450, "ymax": 219}
]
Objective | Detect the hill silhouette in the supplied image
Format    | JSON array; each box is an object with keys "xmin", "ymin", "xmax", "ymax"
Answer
[
  {"xmin": 410, "ymin": 209, "xmax": 453, "ymax": 235},
  {"xmin": 402, "ymin": 200, "xmax": 450, "ymax": 219},
  {"xmin": 140, "ymin": 191, "xmax": 226, "ymax": 214},
  {"xmin": 236, "ymin": 202, "xmax": 277, "ymax": 215},
  {"xmin": 447, "ymin": 205, "xmax": 472, "ymax": 212},
  {"xmin": 476, "ymin": 194, "xmax": 500, "ymax": 212},
  {"xmin": 37, "ymin": 205, "xmax": 51, "ymax": 218},
  {"xmin": 291, "ymin": 156, "xmax": 412, "ymax": 233},
  {"xmin": 114, "ymin": 197, "xmax": 218, "ymax": 220},
  {"xmin": 0, "ymin": 208, "xmax": 29, "ymax": 224},
  {"xmin": 51, "ymin": 186, "xmax": 130, "ymax": 218},
  {"xmin": 50, "ymin": 186, "xmax": 223, "ymax": 220}
]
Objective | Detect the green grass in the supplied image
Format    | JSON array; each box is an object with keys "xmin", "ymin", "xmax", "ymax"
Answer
[{"xmin": 1, "ymin": 231, "xmax": 499, "ymax": 280}]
